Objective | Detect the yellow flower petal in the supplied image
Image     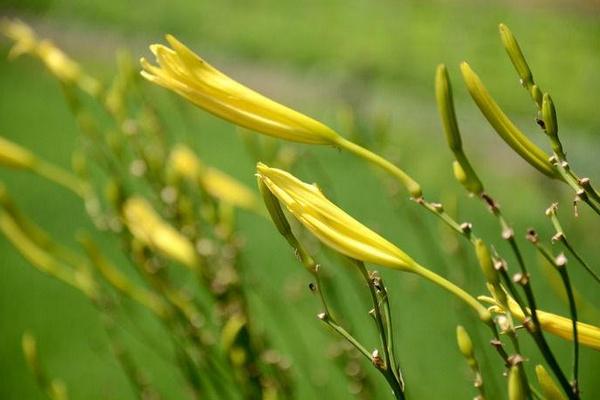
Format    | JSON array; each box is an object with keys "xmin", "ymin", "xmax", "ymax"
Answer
[
  {"xmin": 256, "ymin": 163, "xmax": 415, "ymax": 270},
  {"xmin": 122, "ymin": 197, "xmax": 198, "ymax": 269},
  {"xmin": 141, "ymin": 35, "xmax": 340, "ymax": 145}
]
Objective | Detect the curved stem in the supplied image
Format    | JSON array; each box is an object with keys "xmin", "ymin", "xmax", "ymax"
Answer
[
  {"xmin": 411, "ymin": 262, "xmax": 490, "ymax": 322},
  {"xmin": 34, "ymin": 160, "xmax": 87, "ymax": 198},
  {"xmin": 335, "ymin": 137, "xmax": 422, "ymax": 198}
]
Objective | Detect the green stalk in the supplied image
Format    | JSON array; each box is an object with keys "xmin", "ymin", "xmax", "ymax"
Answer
[
  {"xmin": 335, "ymin": 137, "xmax": 422, "ymax": 199},
  {"xmin": 354, "ymin": 261, "xmax": 405, "ymax": 397},
  {"xmin": 34, "ymin": 160, "xmax": 87, "ymax": 198},
  {"xmin": 410, "ymin": 262, "xmax": 491, "ymax": 322}
]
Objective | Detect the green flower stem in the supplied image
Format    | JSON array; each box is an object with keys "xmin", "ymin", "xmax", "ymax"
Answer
[
  {"xmin": 489, "ymin": 203, "xmax": 574, "ymax": 399},
  {"xmin": 354, "ymin": 260, "xmax": 405, "ymax": 396},
  {"xmin": 554, "ymin": 161, "xmax": 600, "ymax": 216},
  {"xmin": 381, "ymin": 278, "xmax": 402, "ymax": 385},
  {"xmin": 559, "ymin": 237, "xmax": 600, "ymax": 285},
  {"xmin": 410, "ymin": 262, "xmax": 491, "ymax": 322},
  {"xmin": 487, "ymin": 322, "xmax": 510, "ymax": 365},
  {"xmin": 533, "ymin": 243, "xmax": 579, "ymax": 395},
  {"xmin": 335, "ymin": 137, "xmax": 422, "ymax": 198},
  {"xmin": 318, "ymin": 313, "xmax": 372, "ymax": 362},
  {"xmin": 547, "ymin": 208, "xmax": 600, "ymax": 285},
  {"xmin": 34, "ymin": 160, "xmax": 87, "ymax": 198}
]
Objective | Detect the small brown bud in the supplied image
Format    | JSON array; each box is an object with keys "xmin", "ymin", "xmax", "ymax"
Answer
[
  {"xmin": 502, "ymin": 227, "xmax": 514, "ymax": 240},
  {"xmin": 523, "ymin": 317, "xmax": 536, "ymax": 332},
  {"xmin": 555, "ymin": 253, "xmax": 567, "ymax": 268},
  {"xmin": 493, "ymin": 258, "xmax": 507, "ymax": 272},
  {"xmin": 431, "ymin": 202, "xmax": 444, "ymax": 212},
  {"xmin": 460, "ymin": 222, "xmax": 472, "ymax": 234},
  {"xmin": 512, "ymin": 273, "xmax": 529, "ymax": 286},
  {"xmin": 371, "ymin": 349, "xmax": 384, "ymax": 369},
  {"xmin": 545, "ymin": 202, "xmax": 559, "ymax": 217},
  {"xmin": 525, "ymin": 229, "xmax": 538, "ymax": 243},
  {"xmin": 508, "ymin": 354, "xmax": 525, "ymax": 366},
  {"xmin": 551, "ymin": 232, "xmax": 564, "ymax": 243}
]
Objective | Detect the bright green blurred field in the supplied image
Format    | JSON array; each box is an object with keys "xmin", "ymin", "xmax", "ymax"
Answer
[{"xmin": 1, "ymin": 1, "xmax": 600, "ymax": 399}]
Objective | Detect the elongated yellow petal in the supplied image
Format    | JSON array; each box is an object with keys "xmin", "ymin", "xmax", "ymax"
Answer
[
  {"xmin": 257, "ymin": 163, "xmax": 416, "ymax": 270},
  {"xmin": 122, "ymin": 197, "xmax": 198, "ymax": 270},
  {"xmin": 141, "ymin": 36, "xmax": 340, "ymax": 145}
]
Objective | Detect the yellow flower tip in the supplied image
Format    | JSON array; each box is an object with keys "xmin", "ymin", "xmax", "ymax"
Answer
[
  {"xmin": 21, "ymin": 331, "xmax": 37, "ymax": 366},
  {"xmin": 141, "ymin": 36, "xmax": 340, "ymax": 145},
  {"xmin": 498, "ymin": 23, "xmax": 533, "ymax": 87},
  {"xmin": 535, "ymin": 365, "xmax": 567, "ymax": 400},
  {"xmin": 508, "ymin": 365, "xmax": 527, "ymax": 400},
  {"xmin": 256, "ymin": 163, "xmax": 417, "ymax": 271},
  {"xmin": 435, "ymin": 63, "xmax": 462, "ymax": 153},
  {"xmin": 456, "ymin": 325, "xmax": 474, "ymax": 358},
  {"xmin": 122, "ymin": 197, "xmax": 198, "ymax": 269}
]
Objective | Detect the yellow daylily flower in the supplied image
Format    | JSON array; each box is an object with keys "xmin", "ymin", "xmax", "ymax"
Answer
[
  {"xmin": 140, "ymin": 35, "xmax": 340, "ymax": 145},
  {"xmin": 483, "ymin": 296, "xmax": 600, "ymax": 351},
  {"xmin": 1, "ymin": 19, "xmax": 100, "ymax": 95},
  {"xmin": 122, "ymin": 197, "xmax": 199, "ymax": 269},
  {"xmin": 168, "ymin": 145, "xmax": 258, "ymax": 211},
  {"xmin": 257, "ymin": 163, "xmax": 492, "ymax": 321},
  {"xmin": 257, "ymin": 163, "xmax": 418, "ymax": 270}
]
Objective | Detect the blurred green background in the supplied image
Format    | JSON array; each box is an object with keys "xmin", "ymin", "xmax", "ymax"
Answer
[{"xmin": 1, "ymin": 0, "xmax": 599, "ymax": 398}]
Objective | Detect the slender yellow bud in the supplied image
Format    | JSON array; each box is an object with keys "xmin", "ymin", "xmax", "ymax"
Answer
[
  {"xmin": 456, "ymin": 325, "xmax": 474, "ymax": 358},
  {"xmin": 22, "ymin": 332, "xmax": 38, "ymax": 373},
  {"xmin": 435, "ymin": 64, "xmax": 462, "ymax": 152},
  {"xmin": 535, "ymin": 365, "xmax": 567, "ymax": 400},
  {"xmin": 436, "ymin": 65, "xmax": 483, "ymax": 195},
  {"xmin": 541, "ymin": 93, "xmax": 565, "ymax": 158},
  {"xmin": 49, "ymin": 380, "xmax": 69, "ymax": 400},
  {"xmin": 460, "ymin": 62, "xmax": 557, "ymax": 178},
  {"xmin": 167, "ymin": 144, "xmax": 202, "ymax": 180},
  {"xmin": 498, "ymin": 24, "xmax": 533, "ymax": 89},
  {"xmin": 202, "ymin": 167, "xmax": 258, "ymax": 211},
  {"xmin": 508, "ymin": 366, "xmax": 527, "ymax": 400},
  {"xmin": 452, "ymin": 156, "xmax": 483, "ymax": 195},
  {"xmin": 168, "ymin": 145, "xmax": 258, "ymax": 211},
  {"xmin": 257, "ymin": 176, "xmax": 293, "ymax": 240},
  {"xmin": 0, "ymin": 136, "xmax": 37, "ymax": 170},
  {"xmin": 1, "ymin": 19, "xmax": 101, "ymax": 96},
  {"xmin": 475, "ymin": 239, "xmax": 499, "ymax": 285},
  {"xmin": 542, "ymin": 94, "xmax": 558, "ymax": 138},
  {"xmin": 122, "ymin": 197, "xmax": 199, "ymax": 270},
  {"xmin": 141, "ymin": 35, "xmax": 340, "ymax": 144},
  {"xmin": 530, "ymin": 84, "xmax": 543, "ymax": 108}
]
